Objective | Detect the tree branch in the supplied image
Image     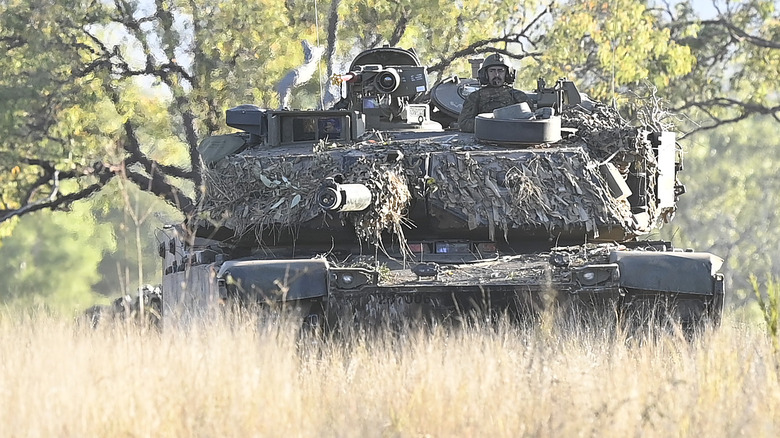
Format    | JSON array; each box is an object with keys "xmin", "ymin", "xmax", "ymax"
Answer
[
  {"xmin": 0, "ymin": 35, "xmax": 26, "ymax": 50},
  {"xmin": 325, "ymin": 0, "xmax": 341, "ymax": 77},
  {"xmin": 0, "ymin": 163, "xmax": 115, "ymax": 223},
  {"xmin": 121, "ymin": 122, "xmax": 194, "ymax": 180},
  {"xmin": 427, "ymin": 5, "xmax": 551, "ymax": 74},
  {"xmin": 700, "ymin": 18, "xmax": 780, "ymax": 50},
  {"xmin": 676, "ymin": 98, "xmax": 780, "ymax": 138},
  {"xmin": 18, "ymin": 158, "xmax": 78, "ymax": 204},
  {"xmin": 125, "ymin": 167, "xmax": 196, "ymax": 215},
  {"xmin": 387, "ymin": 2, "xmax": 409, "ymax": 47}
]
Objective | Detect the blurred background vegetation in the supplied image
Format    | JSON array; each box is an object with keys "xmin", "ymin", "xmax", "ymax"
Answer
[{"xmin": 0, "ymin": 0, "xmax": 777, "ymax": 315}]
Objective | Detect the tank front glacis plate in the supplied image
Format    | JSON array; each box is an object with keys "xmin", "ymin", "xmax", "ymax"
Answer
[
  {"xmin": 323, "ymin": 244, "xmax": 624, "ymax": 321},
  {"xmin": 325, "ymin": 242, "xmax": 622, "ymax": 310}
]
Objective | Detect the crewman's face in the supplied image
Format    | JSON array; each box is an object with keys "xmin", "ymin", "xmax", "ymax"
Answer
[{"xmin": 487, "ymin": 66, "xmax": 507, "ymax": 86}]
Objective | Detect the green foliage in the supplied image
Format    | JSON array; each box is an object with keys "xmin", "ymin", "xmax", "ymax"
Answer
[
  {"xmin": 660, "ymin": 116, "xmax": 780, "ymax": 302},
  {"xmin": 0, "ymin": 1, "xmax": 119, "ymax": 213},
  {"xmin": 666, "ymin": 0, "xmax": 779, "ymax": 128},
  {"xmin": 89, "ymin": 180, "xmax": 182, "ymax": 297},
  {"xmin": 0, "ymin": 201, "xmax": 115, "ymax": 313},
  {"xmin": 535, "ymin": 0, "xmax": 695, "ymax": 102},
  {"xmin": 751, "ymin": 274, "xmax": 780, "ymax": 352},
  {"xmin": 0, "ymin": 217, "xmax": 18, "ymax": 247},
  {"xmin": 0, "ymin": 178, "xmax": 179, "ymax": 312},
  {"xmin": 333, "ymin": 0, "xmax": 530, "ymax": 61}
]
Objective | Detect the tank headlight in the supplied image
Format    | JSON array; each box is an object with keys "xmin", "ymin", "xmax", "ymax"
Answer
[
  {"xmin": 574, "ymin": 264, "xmax": 618, "ymax": 286},
  {"xmin": 550, "ymin": 253, "xmax": 570, "ymax": 267},
  {"xmin": 330, "ymin": 268, "xmax": 379, "ymax": 290}
]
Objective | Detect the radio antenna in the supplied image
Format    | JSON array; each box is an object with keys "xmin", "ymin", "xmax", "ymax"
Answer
[{"xmin": 314, "ymin": 0, "xmax": 325, "ymax": 109}]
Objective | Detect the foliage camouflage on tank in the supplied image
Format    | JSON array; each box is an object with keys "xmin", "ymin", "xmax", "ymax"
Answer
[{"xmin": 200, "ymin": 102, "xmax": 668, "ymax": 247}]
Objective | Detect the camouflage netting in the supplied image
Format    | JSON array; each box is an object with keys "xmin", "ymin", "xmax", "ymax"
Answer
[
  {"xmin": 203, "ymin": 152, "xmax": 337, "ymax": 235},
  {"xmin": 426, "ymin": 147, "xmax": 633, "ymax": 241},
  {"xmin": 561, "ymin": 102, "xmax": 665, "ymax": 225},
  {"xmin": 562, "ymin": 103, "xmax": 657, "ymax": 161},
  {"xmin": 202, "ymin": 148, "xmax": 413, "ymax": 244},
  {"xmin": 201, "ymin": 101, "xmax": 666, "ymax": 244},
  {"xmin": 344, "ymin": 157, "xmax": 411, "ymax": 244}
]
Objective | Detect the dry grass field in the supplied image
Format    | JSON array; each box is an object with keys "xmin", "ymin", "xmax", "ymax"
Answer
[{"xmin": 1, "ymin": 311, "xmax": 778, "ymax": 437}]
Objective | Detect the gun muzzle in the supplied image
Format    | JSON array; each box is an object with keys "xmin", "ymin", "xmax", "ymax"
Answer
[{"xmin": 317, "ymin": 178, "xmax": 372, "ymax": 212}]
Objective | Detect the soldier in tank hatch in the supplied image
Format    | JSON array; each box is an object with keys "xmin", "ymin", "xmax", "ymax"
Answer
[{"xmin": 457, "ymin": 53, "xmax": 528, "ymax": 132}]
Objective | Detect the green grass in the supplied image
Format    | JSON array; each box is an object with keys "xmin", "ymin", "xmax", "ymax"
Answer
[{"xmin": 753, "ymin": 274, "xmax": 780, "ymax": 354}]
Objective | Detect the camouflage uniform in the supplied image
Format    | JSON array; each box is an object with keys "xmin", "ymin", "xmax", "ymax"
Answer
[{"xmin": 458, "ymin": 85, "xmax": 528, "ymax": 133}]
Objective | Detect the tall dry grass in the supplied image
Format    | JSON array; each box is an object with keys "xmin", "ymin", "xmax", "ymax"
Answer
[{"xmin": 1, "ymin": 310, "xmax": 778, "ymax": 437}]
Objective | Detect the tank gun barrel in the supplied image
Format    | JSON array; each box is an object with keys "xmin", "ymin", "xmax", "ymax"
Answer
[{"xmin": 316, "ymin": 178, "xmax": 372, "ymax": 212}]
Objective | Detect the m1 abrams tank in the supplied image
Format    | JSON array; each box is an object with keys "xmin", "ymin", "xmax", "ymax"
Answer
[{"xmin": 157, "ymin": 47, "xmax": 725, "ymax": 332}]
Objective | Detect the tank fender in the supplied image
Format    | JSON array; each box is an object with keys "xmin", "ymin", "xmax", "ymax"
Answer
[
  {"xmin": 609, "ymin": 251, "xmax": 724, "ymax": 295},
  {"xmin": 217, "ymin": 259, "xmax": 329, "ymax": 302}
]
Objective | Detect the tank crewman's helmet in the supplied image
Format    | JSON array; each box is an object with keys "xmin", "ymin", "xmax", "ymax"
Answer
[{"xmin": 477, "ymin": 53, "xmax": 516, "ymax": 86}]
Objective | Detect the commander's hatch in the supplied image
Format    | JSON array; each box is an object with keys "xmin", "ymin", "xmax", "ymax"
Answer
[{"xmin": 430, "ymin": 76, "xmax": 481, "ymax": 121}]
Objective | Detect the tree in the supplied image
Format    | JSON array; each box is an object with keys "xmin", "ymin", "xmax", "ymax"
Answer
[
  {"xmin": 534, "ymin": 0, "xmax": 696, "ymax": 102},
  {"xmin": 0, "ymin": 0, "xmax": 305, "ymax": 227},
  {"xmin": 660, "ymin": 115, "xmax": 780, "ymax": 306},
  {"xmin": 0, "ymin": 0, "xmax": 778, "ymax": 305},
  {"xmin": 89, "ymin": 180, "xmax": 180, "ymax": 298},
  {"xmin": 0, "ymin": 0, "xmax": 548, "ymax": 228},
  {"xmin": 0, "ymin": 200, "xmax": 115, "ymax": 312},
  {"xmin": 663, "ymin": 0, "xmax": 780, "ymax": 136}
]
